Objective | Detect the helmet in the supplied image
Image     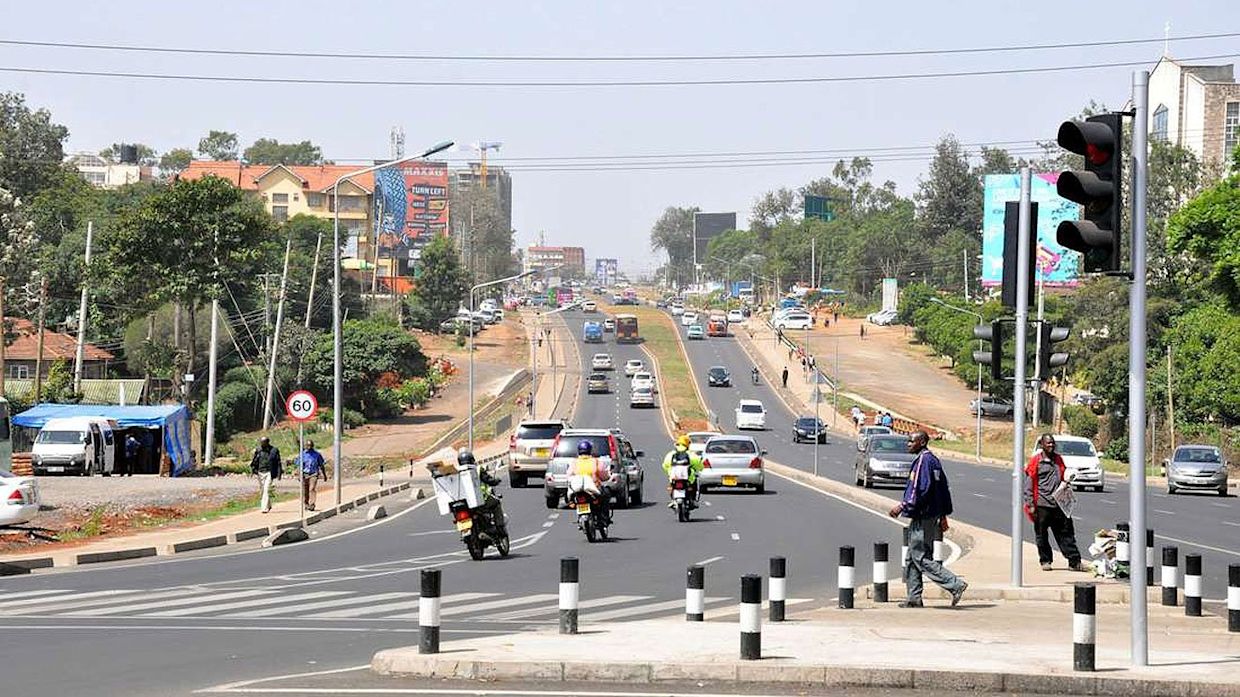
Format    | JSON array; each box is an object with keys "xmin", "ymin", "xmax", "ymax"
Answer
[
  {"xmin": 457, "ymin": 449, "xmax": 477, "ymax": 466},
  {"xmin": 675, "ymin": 434, "xmax": 691, "ymax": 449},
  {"xmin": 577, "ymin": 440, "xmax": 594, "ymax": 456}
]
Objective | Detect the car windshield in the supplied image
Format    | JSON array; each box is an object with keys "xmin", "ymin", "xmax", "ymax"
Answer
[
  {"xmin": 872, "ymin": 436, "xmax": 909, "ymax": 453},
  {"xmin": 862, "ymin": 427, "xmax": 890, "ymax": 435},
  {"xmin": 36, "ymin": 430, "xmax": 85, "ymax": 444},
  {"xmin": 594, "ymin": 354, "xmax": 610, "ymax": 361},
  {"xmin": 709, "ymin": 368, "xmax": 727, "ymax": 377},
  {"xmin": 796, "ymin": 418, "xmax": 822, "ymax": 428},
  {"xmin": 689, "ymin": 433, "xmax": 719, "ymax": 445},
  {"xmin": 1175, "ymin": 447, "xmax": 1221, "ymax": 463},
  {"xmin": 633, "ymin": 388, "xmax": 652, "ymax": 395},
  {"xmin": 740, "ymin": 404, "xmax": 764, "ymax": 414},
  {"xmin": 589, "ymin": 374, "xmax": 606, "ymax": 381},
  {"xmin": 1056, "ymin": 440, "xmax": 1096, "ymax": 457},
  {"xmin": 517, "ymin": 424, "xmax": 564, "ymax": 440},
  {"xmin": 705, "ymin": 439, "xmax": 757, "ymax": 454},
  {"xmin": 553, "ymin": 435, "xmax": 613, "ymax": 458}
]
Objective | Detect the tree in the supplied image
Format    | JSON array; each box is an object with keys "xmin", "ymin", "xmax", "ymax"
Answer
[
  {"xmin": 197, "ymin": 130, "xmax": 239, "ymax": 161},
  {"xmin": 916, "ymin": 135, "xmax": 980, "ymax": 243},
  {"xmin": 649, "ymin": 206, "xmax": 698, "ymax": 288},
  {"xmin": 242, "ymin": 138, "xmax": 323, "ymax": 166},
  {"xmin": 408, "ymin": 234, "xmax": 467, "ymax": 329},
  {"xmin": 0, "ymin": 92, "xmax": 70, "ymax": 199},
  {"xmin": 0, "ymin": 186, "xmax": 38, "ymax": 312},
  {"xmin": 159, "ymin": 148, "xmax": 194, "ymax": 176},
  {"xmin": 303, "ymin": 317, "xmax": 426, "ymax": 416},
  {"xmin": 1166, "ymin": 163, "xmax": 1240, "ymax": 309},
  {"xmin": 451, "ymin": 184, "xmax": 515, "ymax": 283},
  {"xmin": 99, "ymin": 143, "xmax": 158, "ymax": 166},
  {"xmin": 704, "ymin": 229, "xmax": 760, "ymax": 280},
  {"xmin": 749, "ymin": 188, "xmax": 799, "ymax": 238},
  {"xmin": 1161, "ymin": 302, "xmax": 1240, "ymax": 423}
]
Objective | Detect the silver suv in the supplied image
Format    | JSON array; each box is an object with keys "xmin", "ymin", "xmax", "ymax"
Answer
[
  {"xmin": 508, "ymin": 420, "xmax": 568, "ymax": 488},
  {"xmin": 543, "ymin": 428, "xmax": 645, "ymax": 510}
]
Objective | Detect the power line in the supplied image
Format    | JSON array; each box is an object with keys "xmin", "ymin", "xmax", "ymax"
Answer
[
  {"xmin": 2, "ymin": 53, "xmax": 1236, "ymax": 88},
  {"xmin": 1, "ymin": 31, "xmax": 1234, "ymax": 62}
]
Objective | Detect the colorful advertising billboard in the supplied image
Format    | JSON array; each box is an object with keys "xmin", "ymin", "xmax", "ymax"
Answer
[
  {"xmin": 372, "ymin": 161, "xmax": 449, "ymax": 270},
  {"xmin": 982, "ymin": 174, "xmax": 1080, "ymax": 288},
  {"xmin": 594, "ymin": 258, "xmax": 618, "ymax": 284}
]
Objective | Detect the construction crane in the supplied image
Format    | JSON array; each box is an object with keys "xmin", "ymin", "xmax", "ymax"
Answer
[{"xmin": 470, "ymin": 141, "xmax": 503, "ymax": 189}]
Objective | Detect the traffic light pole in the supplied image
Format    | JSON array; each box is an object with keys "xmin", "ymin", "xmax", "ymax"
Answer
[
  {"xmin": 1010, "ymin": 167, "xmax": 1033, "ymax": 589},
  {"xmin": 1128, "ymin": 69, "xmax": 1151, "ymax": 668}
]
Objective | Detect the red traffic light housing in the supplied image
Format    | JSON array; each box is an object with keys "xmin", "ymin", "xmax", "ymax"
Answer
[{"xmin": 1055, "ymin": 114, "xmax": 1123, "ymax": 273}]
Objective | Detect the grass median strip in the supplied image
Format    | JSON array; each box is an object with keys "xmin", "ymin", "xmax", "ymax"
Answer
[{"xmin": 601, "ymin": 301, "xmax": 708, "ymax": 428}]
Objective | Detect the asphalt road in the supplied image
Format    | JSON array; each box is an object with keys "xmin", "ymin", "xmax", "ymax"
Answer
[
  {"xmin": 1, "ymin": 311, "xmax": 904, "ymax": 697},
  {"xmin": 672, "ymin": 312, "xmax": 1240, "ymax": 599}
]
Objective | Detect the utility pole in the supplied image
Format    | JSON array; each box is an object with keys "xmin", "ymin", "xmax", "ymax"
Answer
[
  {"xmin": 963, "ymin": 248, "xmax": 969, "ymax": 301},
  {"xmin": 205, "ymin": 223, "xmax": 222, "ymax": 468},
  {"xmin": 261, "ymin": 273, "xmax": 274, "ymax": 356},
  {"xmin": 1129, "ymin": 69, "xmax": 1151, "ymax": 667},
  {"xmin": 1031, "ymin": 269, "xmax": 1046, "ymax": 429},
  {"xmin": 33, "ymin": 276, "xmax": 47, "ymax": 402},
  {"xmin": 262, "ymin": 238, "xmax": 293, "ymax": 429},
  {"xmin": 371, "ymin": 196, "xmax": 385, "ymax": 307},
  {"xmin": 1166, "ymin": 346, "xmax": 1175, "ymax": 451},
  {"xmin": 73, "ymin": 221, "xmax": 94, "ymax": 393},
  {"xmin": 0, "ymin": 277, "xmax": 6, "ymax": 398},
  {"xmin": 304, "ymin": 231, "xmax": 322, "ymax": 329},
  {"xmin": 1009, "ymin": 166, "xmax": 1034, "ymax": 589}
]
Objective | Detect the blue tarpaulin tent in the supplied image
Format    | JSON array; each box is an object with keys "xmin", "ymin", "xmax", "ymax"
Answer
[{"xmin": 13, "ymin": 404, "xmax": 195, "ymax": 476}]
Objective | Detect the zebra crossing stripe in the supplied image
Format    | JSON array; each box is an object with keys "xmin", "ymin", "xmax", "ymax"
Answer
[
  {"xmin": 144, "ymin": 591, "xmax": 352, "ymax": 617},
  {"xmin": 58, "ymin": 590, "xmax": 282, "ymax": 617},
  {"xmin": 2, "ymin": 589, "xmax": 75, "ymax": 601},
  {"xmin": 228, "ymin": 591, "xmax": 415, "ymax": 619},
  {"xmin": 483, "ymin": 595, "xmax": 648, "ymax": 621},
  {"xmin": 586, "ymin": 596, "xmax": 730, "ymax": 622},
  {"xmin": 303, "ymin": 592, "xmax": 497, "ymax": 619},
  {"xmin": 6, "ymin": 589, "xmax": 145, "ymax": 611},
  {"xmin": 390, "ymin": 593, "xmax": 558, "ymax": 620}
]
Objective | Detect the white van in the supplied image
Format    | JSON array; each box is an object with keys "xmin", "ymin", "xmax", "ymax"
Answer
[{"xmin": 32, "ymin": 417, "xmax": 117, "ymax": 476}]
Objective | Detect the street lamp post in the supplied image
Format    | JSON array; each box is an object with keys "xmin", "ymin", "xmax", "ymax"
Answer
[
  {"xmin": 469, "ymin": 270, "xmax": 538, "ymax": 450},
  {"xmin": 928, "ymin": 297, "xmax": 984, "ymax": 462},
  {"xmin": 332, "ymin": 140, "xmax": 453, "ymax": 505}
]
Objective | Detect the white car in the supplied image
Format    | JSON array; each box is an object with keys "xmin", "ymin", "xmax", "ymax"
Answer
[
  {"xmin": 0, "ymin": 469, "xmax": 40, "ymax": 526},
  {"xmin": 867, "ymin": 309, "xmax": 898, "ymax": 326},
  {"xmin": 680, "ymin": 311, "xmax": 699, "ymax": 327},
  {"xmin": 686, "ymin": 431, "xmax": 723, "ymax": 457},
  {"xmin": 591, "ymin": 353, "xmax": 614, "ymax": 371},
  {"xmin": 774, "ymin": 312, "xmax": 812, "ymax": 331},
  {"xmin": 582, "ymin": 300, "xmax": 598, "ymax": 312},
  {"xmin": 735, "ymin": 399, "xmax": 767, "ymax": 430},
  {"xmin": 629, "ymin": 386, "xmax": 657, "ymax": 409},
  {"xmin": 1035, "ymin": 435, "xmax": 1105, "ymax": 492},
  {"xmin": 727, "ymin": 309, "xmax": 745, "ymax": 323},
  {"xmin": 624, "ymin": 359, "xmax": 645, "ymax": 377},
  {"xmin": 670, "ymin": 304, "xmax": 685, "ymax": 316},
  {"xmin": 631, "ymin": 371, "xmax": 657, "ymax": 393}
]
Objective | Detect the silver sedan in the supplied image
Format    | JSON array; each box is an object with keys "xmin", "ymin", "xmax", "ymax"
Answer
[{"xmin": 698, "ymin": 435, "xmax": 766, "ymax": 493}]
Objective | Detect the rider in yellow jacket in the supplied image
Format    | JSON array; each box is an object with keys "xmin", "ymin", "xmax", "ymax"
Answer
[{"xmin": 662, "ymin": 434, "xmax": 704, "ymax": 507}]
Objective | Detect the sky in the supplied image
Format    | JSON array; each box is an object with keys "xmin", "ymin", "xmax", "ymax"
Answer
[{"xmin": 3, "ymin": 1, "xmax": 1238, "ymax": 277}]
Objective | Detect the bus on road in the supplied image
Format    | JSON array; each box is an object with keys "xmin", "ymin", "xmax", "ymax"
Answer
[{"xmin": 615, "ymin": 314, "xmax": 640, "ymax": 343}]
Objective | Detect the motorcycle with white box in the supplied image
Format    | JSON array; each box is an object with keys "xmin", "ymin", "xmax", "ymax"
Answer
[{"xmin": 429, "ymin": 459, "xmax": 510, "ymax": 560}]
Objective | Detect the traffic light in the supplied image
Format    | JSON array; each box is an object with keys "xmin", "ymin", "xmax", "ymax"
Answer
[
  {"xmin": 973, "ymin": 321, "xmax": 1005, "ymax": 382},
  {"xmin": 1036, "ymin": 324, "xmax": 1071, "ymax": 378},
  {"xmin": 1055, "ymin": 113, "xmax": 1123, "ymax": 273}
]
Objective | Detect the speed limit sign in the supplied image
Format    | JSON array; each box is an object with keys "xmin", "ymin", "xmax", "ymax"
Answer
[{"xmin": 286, "ymin": 390, "xmax": 319, "ymax": 422}]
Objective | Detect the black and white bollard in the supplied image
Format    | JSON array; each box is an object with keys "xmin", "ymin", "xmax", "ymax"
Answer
[
  {"xmin": 838, "ymin": 545, "xmax": 855, "ymax": 609},
  {"xmin": 901, "ymin": 527, "xmax": 910, "ymax": 571},
  {"xmin": 740, "ymin": 574, "xmax": 762, "ymax": 660},
  {"xmin": 873, "ymin": 542, "xmax": 890, "ymax": 604},
  {"xmin": 1072, "ymin": 583, "xmax": 1096, "ymax": 672},
  {"xmin": 379, "ymin": 463, "xmax": 385, "ymax": 489},
  {"xmin": 419, "ymin": 568, "xmax": 441, "ymax": 654},
  {"xmin": 1161, "ymin": 546, "xmax": 1179, "ymax": 607},
  {"xmin": 769, "ymin": 557, "xmax": 787, "ymax": 622},
  {"xmin": 1229, "ymin": 564, "xmax": 1240, "ymax": 633},
  {"xmin": 1146, "ymin": 528, "xmax": 1156, "ymax": 587},
  {"xmin": 932, "ymin": 526, "xmax": 944, "ymax": 564},
  {"xmin": 686, "ymin": 565, "xmax": 705, "ymax": 622},
  {"xmin": 560, "ymin": 557, "xmax": 579, "ymax": 634},
  {"xmin": 1115, "ymin": 522, "xmax": 1130, "ymax": 570},
  {"xmin": 1184, "ymin": 554, "xmax": 1203, "ymax": 617}
]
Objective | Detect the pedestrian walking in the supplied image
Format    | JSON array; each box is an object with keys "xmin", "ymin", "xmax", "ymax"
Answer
[
  {"xmin": 833, "ymin": 310, "xmax": 839, "ymax": 324},
  {"xmin": 123, "ymin": 433, "xmax": 140, "ymax": 477},
  {"xmin": 860, "ymin": 323, "xmax": 866, "ymax": 339},
  {"xmin": 1024, "ymin": 434, "xmax": 1086, "ymax": 571},
  {"xmin": 850, "ymin": 406, "xmax": 864, "ymax": 431},
  {"xmin": 781, "ymin": 366, "xmax": 789, "ymax": 388},
  {"xmin": 249, "ymin": 437, "xmax": 282, "ymax": 513},
  {"xmin": 297, "ymin": 440, "xmax": 327, "ymax": 511},
  {"xmin": 881, "ymin": 412, "xmax": 894, "ymax": 428},
  {"xmin": 888, "ymin": 431, "xmax": 968, "ymax": 608}
]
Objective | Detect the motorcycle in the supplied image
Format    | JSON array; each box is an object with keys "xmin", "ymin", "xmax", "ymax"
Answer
[
  {"xmin": 751, "ymin": 369, "xmax": 760, "ymax": 385},
  {"xmin": 430, "ymin": 461, "xmax": 511, "ymax": 561},
  {"xmin": 668, "ymin": 464, "xmax": 694, "ymax": 523},
  {"xmin": 567, "ymin": 476, "xmax": 610, "ymax": 542},
  {"xmin": 448, "ymin": 498, "xmax": 510, "ymax": 560}
]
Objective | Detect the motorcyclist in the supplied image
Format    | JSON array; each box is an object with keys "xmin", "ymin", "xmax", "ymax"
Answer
[
  {"xmin": 751, "ymin": 366, "xmax": 760, "ymax": 384},
  {"xmin": 571, "ymin": 440, "xmax": 612, "ymax": 524},
  {"xmin": 458, "ymin": 449, "xmax": 506, "ymax": 534},
  {"xmin": 662, "ymin": 434, "xmax": 704, "ymax": 508}
]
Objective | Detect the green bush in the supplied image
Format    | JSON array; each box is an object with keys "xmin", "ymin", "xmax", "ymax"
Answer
[
  {"xmin": 1063, "ymin": 405, "xmax": 1100, "ymax": 439},
  {"xmin": 213, "ymin": 381, "xmax": 260, "ymax": 439},
  {"xmin": 398, "ymin": 377, "xmax": 432, "ymax": 408},
  {"xmin": 367, "ymin": 387, "xmax": 404, "ymax": 419},
  {"xmin": 223, "ymin": 365, "xmax": 264, "ymax": 385},
  {"xmin": 342, "ymin": 408, "xmax": 366, "ymax": 428},
  {"xmin": 1104, "ymin": 434, "xmax": 1128, "ymax": 462}
]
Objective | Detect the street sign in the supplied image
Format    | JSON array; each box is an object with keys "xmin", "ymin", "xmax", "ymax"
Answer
[{"xmin": 286, "ymin": 390, "xmax": 318, "ymax": 422}]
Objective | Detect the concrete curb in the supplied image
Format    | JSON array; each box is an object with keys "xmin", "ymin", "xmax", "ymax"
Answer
[
  {"xmin": 370, "ymin": 653, "xmax": 1240, "ymax": 697},
  {"xmin": 262, "ymin": 527, "xmax": 309, "ymax": 547},
  {"xmin": 167, "ymin": 535, "xmax": 227, "ymax": 554},
  {"xmin": 76, "ymin": 547, "xmax": 157, "ymax": 565},
  {"xmin": 229, "ymin": 527, "xmax": 271, "ymax": 543}
]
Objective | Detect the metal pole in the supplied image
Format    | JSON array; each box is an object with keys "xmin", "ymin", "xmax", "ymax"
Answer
[
  {"xmin": 332, "ymin": 180, "xmax": 343, "ymax": 506},
  {"xmin": 304, "ymin": 231, "xmax": 322, "ymax": 329},
  {"xmin": 531, "ymin": 312, "xmax": 540, "ymax": 418},
  {"xmin": 1031, "ymin": 271, "xmax": 1045, "ymax": 429},
  {"xmin": 833, "ymin": 334, "xmax": 839, "ymax": 427},
  {"xmin": 298, "ymin": 421, "xmax": 305, "ymax": 528},
  {"xmin": 976, "ymin": 353, "xmax": 983, "ymax": 462},
  {"xmin": 263, "ymin": 238, "xmax": 293, "ymax": 430},
  {"xmin": 1129, "ymin": 68, "xmax": 1151, "ymax": 667},
  {"xmin": 73, "ymin": 221, "xmax": 93, "ymax": 393},
  {"xmin": 468, "ymin": 288, "xmax": 475, "ymax": 450},
  {"xmin": 1010, "ymin": 166, "xmax": 1033, "ymax": 588},
  {"xmin": 963, "ymin": 248, "xmax": 969, "ymax": 302},
  {"xmin": 205, "ymin": 298, "xmax": 219, "ymax": 468},
  {"xmin": 813, "ymin": 364, "xmax": 820, "ymax": 476}
]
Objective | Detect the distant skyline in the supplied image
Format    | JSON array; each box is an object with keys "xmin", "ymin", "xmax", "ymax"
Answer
[{"xmin": 3, "ymin": 1, "xmax": 1238, "ymax": 277}]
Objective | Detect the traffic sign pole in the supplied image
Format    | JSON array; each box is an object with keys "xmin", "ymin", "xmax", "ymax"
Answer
[{"xmin": 284, "ymin": 390, "xmax": 318, "ymax": 523}]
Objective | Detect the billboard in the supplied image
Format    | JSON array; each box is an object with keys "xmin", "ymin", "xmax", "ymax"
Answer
[
  {"xmin": 982, "ymin": 174, "xmax": 1080, "ymax": 288},
  {"xmin": 692, "ymin": 212, "xmax": 737, "ymax": 264},
  {"xmin": 594, "ymin": 258, "xmax": 618, "ymax": 283},
  {"xmin": 372, "ymin": 161, "xmax": 449, "ymax": 272}
]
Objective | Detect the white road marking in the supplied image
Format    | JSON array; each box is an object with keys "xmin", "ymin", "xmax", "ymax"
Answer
[
  {"xmin": 703, "ymin": 500, "xmax": 712, "ymax": 507},
  {"xmin": 406, "ymin": 530, "xmax": 455, "ymax": 538},
  {"xmin": 4, "ymin": 588, "xmax": 144, "ymax": 610},
  {"xmin": 982, "ymin": 477, "xmax": 996, "ymax": 482},
  {"xmin": 49, "ymin": 589, "xmax": 282, "ymax": 617},
  {"xmin": 145, "ymin": 591, "xmax": 351, "ymax": 617},
  {"xmin": 1152, "ymin": 532, "xmax": 1240, "ymax": 558},
  {"xmin": 1100, "ymin": 499, "xmax": 1118, "ymax": 504},
  {"xmin": 1, "ymin": 589, "xmax": 74, "ymax": 601},
  {"xmin": 583, "ymin": 596, "xmax": 729, "ymax": 622},
  {"xmin": 301, "ymin": 592, "xmax": 496, "ymax": 619},
  {"xmin": 1212, "ymin": 503, "xmax": 1230, "ymax": 508},
  {"xmin": 393, "ymin": 592, "xmax": 559, "ymax": 620},
  {"xmin": 1221, "ymin": 521, "xmax": 1240, "ymax": 527},
  {"xmin": 542, "ymin": 521, "xmax": 555, "ymax": 528},
  {"xmin": 482, "ymin": 594, "xmax": 648, "ymax": 621},
  {"xmin": 971, "ymin": 493, "xmax": 987, "ymax": 498},
  {"xmin": 1153, "ymin": 509, "xmax": 1176, "ymax": 515},
  {"xmin": 546, "ymin": 513, "xmax": 558, "ymax": 519},
  {"xmin": 228, "ymin": 591, "xmax": 415, "ymax": 618},
  {"xmin": 715, "ymin": 514, "xmax": 725, "ymax": 521},
  {"xmin": 695, "ymin": 555, "xmax": 724, "ymax": 566},
  {"xmin": 730, "ymin": 533, "xmax": 740, "ymax": 541}
]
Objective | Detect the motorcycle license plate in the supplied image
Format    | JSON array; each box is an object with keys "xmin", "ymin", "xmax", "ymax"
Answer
[
  {"xmin": 455, "ymin": 519, "xmax": 473, "ymax": 532},
  {"xmin": 576, "ymin": 503, "xmax": 591, "ymax": 514},
  {"xmin": 722, "ymin": 476, "xmax": 738, "ymax": 487},
  {"xmin": 672, "ymin": 490, "xmax": 686, "ymax": 500}
]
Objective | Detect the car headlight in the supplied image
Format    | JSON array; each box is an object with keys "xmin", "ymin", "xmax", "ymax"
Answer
[{"xmin": 71, "ymin": 455, "xmax": 85, "ymax": 464}]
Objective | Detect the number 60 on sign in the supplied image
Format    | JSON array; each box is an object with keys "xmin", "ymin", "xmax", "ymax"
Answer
[{"xmin": 286, "ymin": 390, "xmax": 318, "ymax": 422}]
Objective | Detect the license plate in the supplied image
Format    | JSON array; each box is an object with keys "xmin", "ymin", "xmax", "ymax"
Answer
[
  {"xmin": 47, "ymin": 466, "xmax": 64, "ymax": 473},
  {"xmin": 576, "ymin": 503, "xmax": 591, "ymax": 514},
  {"xmin": 672, "ymin": 490, "xmax": 686, "ymax": 499},
  {"xmin": 455, "ymin": 519, "xmax": 473, "ymax": 532},
  {"xmin": 534, "ymin": 448, "xmax": 550, "ymax": 458},
  {"xmin": 722, "ymin": 476, "xmax": 738, "ymax": 486}
]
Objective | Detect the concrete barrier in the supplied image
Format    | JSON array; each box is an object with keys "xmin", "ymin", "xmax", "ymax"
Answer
[
  {"xmin": 230, "ymin": 527, "xmax": 272, "ymax": 543},
  {"xmin": 170, "ymin": 535, "xmax": 228, "ymax": 554},
  {"xmin": 262, "ymin": 527, "xmax": 309, "ymax": 547},
  {"xmin": 76, "ymin": 547, "xmax": 157, "ymax": 565},
  {"xmin": 367, "ymin": 505, "xmax": 388, "ymax": 521}
]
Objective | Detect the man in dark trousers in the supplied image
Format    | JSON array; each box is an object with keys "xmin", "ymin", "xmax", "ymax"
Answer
[
  {"xmin": 1024, "ymin": 434, "xmax": 1085, "ymax": 571},
  {"xmin": 249, "ymin": 437, "xmax": 282, "ymax": 513},
  {"xmin": 781, "ymin": 366, "xmax": 789, "ymax": 388},
  {"xmin": 888, "ymin": 431, "xmax": 968, "ymax": 608}
]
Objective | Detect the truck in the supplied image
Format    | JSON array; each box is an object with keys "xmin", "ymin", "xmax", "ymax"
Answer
[
  {"xmin": 730, "ymin": 281, "xmax": 754, "ymax": 301},
  {"xmin": 582, "ymin": 321, "xmax": 604, "ymax": 343}
]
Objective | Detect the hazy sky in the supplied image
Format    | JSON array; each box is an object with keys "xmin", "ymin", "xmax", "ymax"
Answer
[{"xmin": 4, "ymin": 1, "xmax": 1238, "ymax": 276}]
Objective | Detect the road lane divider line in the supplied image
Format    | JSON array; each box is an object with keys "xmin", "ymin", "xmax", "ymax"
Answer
[
  {"xmin": 730, "ymin": 533, "xmax": 741, "ymax": 541},
  {"xmin": 542, "ymin": 521, "xmax": 555, "ymax": 528},
  {"xmin": 696, "ymin": 556, "xmax": 724, "ymax": 566}
]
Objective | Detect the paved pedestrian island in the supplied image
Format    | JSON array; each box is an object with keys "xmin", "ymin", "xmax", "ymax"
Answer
[{"xmin": 373, "ymin": 598, "xmax": 1240, "ymax": 695}]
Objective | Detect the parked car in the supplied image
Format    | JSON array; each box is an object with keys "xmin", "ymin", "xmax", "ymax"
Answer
[
  {"xmin": 735, "ymin": 399, "xmax": 767, "ymax": 430},
  {"xmin": 629, "ymin": 386, "xmax": 656, "ymax": 409},
  {"xmin": 587, "ymin": 373, "xmax": 611, "ymax": 394},
  {"xmin": 0, "ymin": 468, "xmax": 40, "ymax": 526},
  {"xmin": 727, "ymin": 309, "xmax": 745, "ymax": 323},
  {"xmin": 970, "ymin": 396, "xmax": 1015, "ymax": 417},
  {"xmin": 624, "ymin": 359, "xmax": 645, "ymax": 377},
  {"xmin": 687, "ymin": 324, "xmax": 706, "ymax": 340},
  {"xmin": 707, "ymin": 366, "xmax": 731, "ymax": 387},
  {"xmin": 603, "ymin": 319, "xmax": 616, "ymax": 332},
  {"xmin": 856, "ymin": 424, "xmax": 893, "ymax": 451},
  {"xmin": 854, "ymin": 434, "xmax": 915, "ymax": 488},
  {"xmin": 544, "ymin": 429, "xmax": 645, "ymax": 508},
  {"xmin": 508, "ymin": 419, "xmax": 568, "ymax": 488},
  {"xmin": 439, "ymin": 317, "xmax": 481, "ymax": 335},
  {"xmin": 792, "ymin": 416, "xmax": 827, "ymax": 444},
  {"xmin": 774, "ymin": 312, "xmax": 812, "ymax": 331},
  {"xmin": 698, "ymin": 435, "xmax": 766, "ymax": 493},
  {"xmin": 591, "ymin": 353, "xmax": 614, "ymax": 371},
  {"xmin": 1046, "ymin": 435, "xmax": 1105, "ymax": 492},
  {"xmin": 32, "ymin": 416, "xmax": 118, "ymax": 476},
  {"xmin": 631, "ymin": 371, "xmax": 657, "ymax": 393},
  {"xmin": 867, "ymin": 309, "xmax": 897, "ymax": 325},
  {"xmin": 1165, "ymin": 444, "xmax": 1229, "ymax": 496},
  {"xmin": 680, "ymin": 311, "xmax": 699, "ymax": 327}
]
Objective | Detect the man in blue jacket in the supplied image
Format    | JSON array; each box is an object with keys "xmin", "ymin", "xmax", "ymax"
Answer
[{"xmin": 888, "ymin": 431, "xmax": 968, "ymax": 608}]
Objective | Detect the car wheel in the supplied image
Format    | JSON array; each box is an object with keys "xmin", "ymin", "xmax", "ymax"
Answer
[
  {"xmin": 1094, "ymin": 485, "xmax": 1104, "ymax": 493},
  {"xmin": 1167, "ymin": 482, "xmax": 1177, "ymax": 495},
  {"xmin": 615, "ymin": 485, "xmax": 630, "ymax": 509},
  {"xmin": 853, "ymin": 467, "xmax": 862, "ymax": 486},
  {"xmin": 755, "ymin": 481, "xmax": 765, "ymax": 494},
  {"xmin": 863, "ymin": 471, "xmax": 873, "ymax": 489},
  {"xmin": 1220, "ymin": 484, "xmax": 1229, "ymax": 497},
  {"xmin": 544, "ymin": 491, "xmax": 559, "ymax": 509},
  {"xmin": 631, "ymin": 485, "xmax": 643, "ymax": 505}
]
